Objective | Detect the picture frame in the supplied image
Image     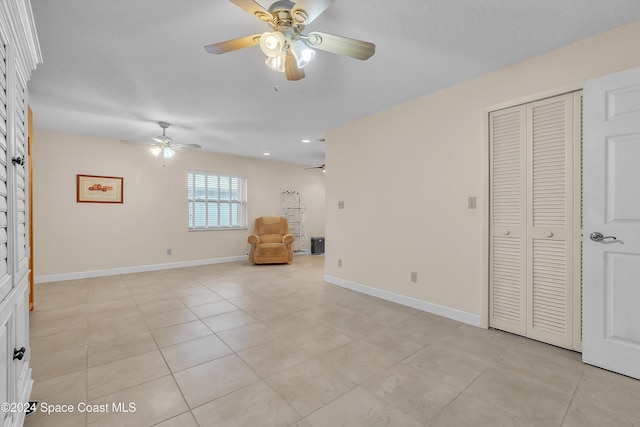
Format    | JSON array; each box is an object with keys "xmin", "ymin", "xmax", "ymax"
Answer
[{"xmin": 76, "ymin": 174, "xmax": 124, "ymax": 203}]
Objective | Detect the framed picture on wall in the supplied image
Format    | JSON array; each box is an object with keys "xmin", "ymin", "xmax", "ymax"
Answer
[{"xmin": 76, "ymin": 174, "xmax": 124, "ymax": 203}]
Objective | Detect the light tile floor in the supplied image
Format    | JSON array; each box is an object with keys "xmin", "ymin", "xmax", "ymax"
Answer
[{"xmin": 25, "ymin": 255, "xmax": 640, "ymax": 427}]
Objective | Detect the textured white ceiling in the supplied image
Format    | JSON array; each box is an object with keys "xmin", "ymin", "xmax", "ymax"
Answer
[{"xmin": 29, "ymin": 0, "xmax": 640, "ymax": 167}]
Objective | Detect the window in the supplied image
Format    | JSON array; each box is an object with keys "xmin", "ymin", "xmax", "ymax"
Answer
[{"xmin": 188, "ymin": 171, "xmax": 247, "ymax": 230}]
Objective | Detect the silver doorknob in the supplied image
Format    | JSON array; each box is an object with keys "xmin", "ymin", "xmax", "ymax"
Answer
[{"xmin": 590, "ymin": 232, "xmax": 617, "ymax": 242}]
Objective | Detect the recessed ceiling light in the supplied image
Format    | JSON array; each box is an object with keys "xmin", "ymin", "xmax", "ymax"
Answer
[
  {"xmin": 263, "ymin": 152, "xmax": 271, "ymax": 156},
  {"xmin": 301, "ymin": 139, "xmax": 311, "ymax": 143}
]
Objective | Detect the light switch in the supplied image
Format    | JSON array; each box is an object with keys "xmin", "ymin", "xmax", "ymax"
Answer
[{"xmin": 338, "ymin": 200, "xmax": 345, "ymax": 209}]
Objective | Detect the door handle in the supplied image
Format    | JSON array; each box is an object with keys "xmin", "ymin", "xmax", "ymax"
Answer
[
  {"xmin": 13, "ymin": 347, "xmax": 26, "ymax": 361},
  {"xmin": 590, "ymin": 232, "xmax": 617, "ymax": 242}
]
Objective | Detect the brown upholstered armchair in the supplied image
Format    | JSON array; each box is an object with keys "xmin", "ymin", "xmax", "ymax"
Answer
[{"xmin": 247, "ymin": 216, "xmax": 294, "ymax": 264}]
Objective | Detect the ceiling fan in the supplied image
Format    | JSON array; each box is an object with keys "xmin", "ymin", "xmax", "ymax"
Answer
[
  {"xmin": 305, "ymin": 163, "xmax": 325, "ymax": 172},
  {"xmin": 305, "ymin": 145, "xmax": 325, "ymax": 172},
  {"xmin": 205, "ymin": 0, "xmax": 375, "ymax": 81},
  {"xmin": 132, "ymin": 122, "xmax": 202, "ymax": 158}
]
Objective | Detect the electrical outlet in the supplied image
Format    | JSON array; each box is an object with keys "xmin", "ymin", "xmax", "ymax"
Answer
[
  {"xmin": 468, "ymin": 196, "xmax": 477, "ymax": 209},
  {"xmin": 167, "ymin": 248, "xmax": 172, "ymax": 255},
  {"xmin": 338, "ymin": 259, "xmax": 342, "ymax": 268},
  {"xmin": 338, "ymin": 200, "xmax": 345, "ymax": 209},
  {"xmin": 411, "ymin": 272, "xmax": 417, "ymax": 283}
]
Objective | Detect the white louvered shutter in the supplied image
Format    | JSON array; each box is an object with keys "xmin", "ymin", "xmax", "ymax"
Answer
[
  {"xmin": 489, "ymin": 105, "xmax": 527, "ymax": 335},
  {"xmin": 188, "ymin": 171, "xmax": 247, "ymax": 230},
  {"xmin": 0, "ymin": 28, "xmax": 9, "ymax": 302},
  {"xmin": 12, "ymin": 60, "xmax": 28, "ymax": 278},
  {"xmin": 526, "ymin": 94, "xmax": 574, "ymax": 348}
]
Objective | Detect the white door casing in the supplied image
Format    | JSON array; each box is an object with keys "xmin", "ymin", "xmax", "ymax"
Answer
[{"xmin": 583, "ymin": 65, "xmax": 640, "ymax": 380}]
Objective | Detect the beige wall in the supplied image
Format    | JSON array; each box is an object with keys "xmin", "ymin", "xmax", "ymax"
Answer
[
  {"xmin": 33, "ymin": 130, "xmax": 325, "ymax": 280},
  {"xmin": 325, "ymin": 20, "xmax": 640, "ymax": 324}
]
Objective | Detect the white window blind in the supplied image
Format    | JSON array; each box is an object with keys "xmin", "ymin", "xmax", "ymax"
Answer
[{"xmin": 188, "ymin": 171, "xmax": 247, "ymax": 230}]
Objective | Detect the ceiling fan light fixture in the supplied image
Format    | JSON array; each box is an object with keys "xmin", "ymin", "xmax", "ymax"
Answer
[
  {"xmin": 265, "ymin": 52, "xmax": 286, "ymax": 72},
  {"xmin": 151, "ymin": 146, "xmax": 163, "ymax": 156},
  {"xmin": 291, "ymin": 39, "xmax": 315, "ymax": 69},
  {"xmin": 292, "ymin": 9, "xmax": 308, "ymax": 25},
  {"xmin": 163, "ymin": 147, "xmax": 175, "ymax": 158},
  {"xmin": 260, "ymin": 31, "xmax": 285, "ymax": 57}
]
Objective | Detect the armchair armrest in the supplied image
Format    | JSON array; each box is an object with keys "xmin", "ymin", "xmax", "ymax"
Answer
[
  {"xmin": 247, "ymin": 234, "xmax": 260, "ymax": 244},
  {"xmin": 282, "ymin": 234, "xmax": 294, "ymax": 244}
]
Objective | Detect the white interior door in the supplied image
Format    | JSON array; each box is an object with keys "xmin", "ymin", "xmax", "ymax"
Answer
[{"xmin": 583, "ymin": 66, "xmax": 640, "ymax": 380}]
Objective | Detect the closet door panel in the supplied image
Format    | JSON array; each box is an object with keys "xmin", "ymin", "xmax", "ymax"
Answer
[
  {"xmin": 490, "ymin": 106, "xmax": 527, "ymax": 334},
  {"xmin": 0, "ymin": 23, "xmax": 9, "ymax": 303},
  {"xmin": 11, "ymin": 61, "xmax": 27, "ymax": 279},
  {"xmin": 0, "ymin": 309, "xmax": 12, "ymax": 427},
  {"xmin": 0, "ymin": 3, "xmax": 39, "ymax": 426},
  {"xmin": 527, "ymin": 94, "xmax": 574, "ymax": 348},
  {"xmin": 13, "ymin": 281, "xmax": 29, "ymax": 403}
]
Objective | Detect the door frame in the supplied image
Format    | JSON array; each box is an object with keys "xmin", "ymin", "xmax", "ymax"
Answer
[{"xmin": 28, "ymin": 106, "xmax": 33, "ymax": 311}]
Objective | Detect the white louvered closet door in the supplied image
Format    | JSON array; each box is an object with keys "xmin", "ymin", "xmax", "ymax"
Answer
[
  {"xmin": 0, "ymin": 26, "xmax": 9, "ymax": 303},
  {"xmin": 0, "ymin": 30, "xmax": 7, "ymax": 427},
  {"xmin": 489, "ymin": 92, "xmax": 581, "ymax": 351},
  {"xmin": 12, "ymin": 59, "xmax": 28, "ymax": 279},
  {"xmin": 526, "ymin": 94, "xmax": 575, "ymax": 349},
  {"xmin": 489, "ymin": 105, "xmax": 527, "ymax": 335}
]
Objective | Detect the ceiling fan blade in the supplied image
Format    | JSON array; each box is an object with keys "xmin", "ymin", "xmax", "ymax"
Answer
[
  {"xmin": 121, "ymin": 139, "xmax": 155, "ymax": 146},
  {"xmin": 204, "ymin": 34, "xmax": 261, "ymax": 54},
  {"xmin": 153, "ymin": 135, "xmax": 172, "ymax": 143},
  {"xmin": 306, "ymin": 31, "xmax": 375, "ymax": 60},
  {"xmin": 230, "ymin": 0, "xmax": 272, "ymax": 22},
  {"xmin": 285, "ymin": 53, "xmax": 305, "ymax": 81},
  {"xmin": 291, "ymin": 0, "xmax": 335, "ymax": 25},
  {"xmin": 176, "ymin": 143, "xmax": 202, "ymax": 150}
]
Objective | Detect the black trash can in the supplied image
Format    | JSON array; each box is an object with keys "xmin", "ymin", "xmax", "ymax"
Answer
[{"xmin": 311, "ymin": 237, "xmax": 325, "ymax": 255}]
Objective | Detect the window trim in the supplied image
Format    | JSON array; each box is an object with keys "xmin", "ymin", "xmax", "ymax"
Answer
[{"xmin": 187, "ymin": 170, "xmax": 248, "ymax": 231}]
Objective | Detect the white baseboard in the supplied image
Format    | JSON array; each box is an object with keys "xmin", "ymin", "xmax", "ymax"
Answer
[
  {"xmin": 323, "ymin": 275, "xmax": 481, "ymax": 327},
  {"xmin": 34, "ymin": 255, "xmax": 248, "ymax": 284}
]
